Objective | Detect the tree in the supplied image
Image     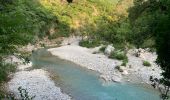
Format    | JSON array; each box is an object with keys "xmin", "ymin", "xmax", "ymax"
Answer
[{"xmin": 129, "ymin": 0, "xmax": 170, "ymax": 99}]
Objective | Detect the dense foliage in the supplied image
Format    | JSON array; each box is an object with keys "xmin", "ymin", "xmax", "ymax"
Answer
[
  {"xmin": 0, "ymin": 0, "xmax": 135, "ymax": 49},
  {"xmin": 129, "ymin": 0, "xmax": 170, "ymax": 99}
]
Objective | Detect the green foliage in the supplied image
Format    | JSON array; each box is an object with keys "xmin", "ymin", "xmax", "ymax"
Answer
[
  {"xmin": 79, "ymin": 39, "xmax": 100, "ymax": 48},
  {"xmin": 109, "ymin": 50, "xmax": 128, "ymax": 61},
  {"xmin": 141, "ymin": 38, "xmax": 155, "ymax": 49},
  {"xmin": 0, "ymin": 0, "xmax": 135, "ymax": 53},
  {"xmin": 128, "ymin": 0, "xmax": 157, "ymax": 48},
  {"xmin": 121, "ymin": 58, "xmax": 128, "ymax": 66},
  {"xmin": 143, "ymin": 60, "xmax": 151, "ymax": 67},
  {"xmin": 0, "ymin": 86, "xmax": 35, "ymax": 100},
  {"xmin": 129, "ymin": 0, "xmax": 170, "ymax": 99},
  {"xmin": 0, "ymin": 61, "xmax": 16, "ymax": 82},
  {"xmin": 18, "ymin": 86, "xmax": 35, "ymax": 100},
  {"xmin": 110, "ymin": 50, "xmax": 128, "ymax": 66},
  {"xmin": 99, "ymin": 46, "xmax": 106, "ymax": 52}
]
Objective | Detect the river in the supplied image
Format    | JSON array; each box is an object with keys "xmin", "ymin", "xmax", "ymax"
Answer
[{"xmin": 31, "ymin": 49, "xmax": 160, "ymax": 100}]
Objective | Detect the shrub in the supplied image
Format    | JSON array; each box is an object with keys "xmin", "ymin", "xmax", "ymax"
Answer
[
  {"xmin": 109, "ymin": 50, "xmax": 128, "ymax": 66},
  {"xmin": 0, "ymin": 87, "xmax": 35, "ymax": 100},
  {"xmin": 99, "ymin": 46, "xmax": 106, "ymax": 52},
  {"xmin": 18, "ymin": 87, "xmax": 35, "ymax": 100},
  {"xmin": 121, "ymin": 59, "xmax": 128, "ymax": 66},
  {"xmin": 109, "ymin": 50, "xmax": 128, "ymax": 60},
  {"xmin": 143, "ymin": 61, "xmax": 151, "ymax": 67},
  {"xmin": 0, "ymin": 62, "xmax": 16, "ymax": 82},
  {"xmin": 79, "ymin": 40, "xmax": 100, "ymax": 48}
]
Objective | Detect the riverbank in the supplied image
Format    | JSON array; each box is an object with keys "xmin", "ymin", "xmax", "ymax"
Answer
[
  {"xmin": 6, "ymin": 56, "xmax": 71, "ymax": 100},
  {"xmin": 48, "ymin": 37, "xmax": 162, "ymax": 84}
]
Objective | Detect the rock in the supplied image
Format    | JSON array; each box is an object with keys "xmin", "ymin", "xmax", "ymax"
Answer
[
  {"xmin": 119, "ymin": 66, "xmax": 125, "ymax": 70},
  {"xmin": 128, "ymin": 65, "xmax": 132, "ymax": 68},
  {"xmin": 4, "ymin": 56, "xmax": 23, "ymax": 64},
  {"xmin": 112, "ymin": 77, "xmax": 121, "ymax": 82},
  {"xmin": 111, "ymin": 73, "xmax": 122, "ymax": 82},
  {"xmin": 115, "ymin": 66, "xmax": 125, "ymax": 72},
  {"xmin": 100, "ymin": 75, "xmax": 111, "ymax": 82},
  {"xmin": 134, "ymin": 48, "xmax": 146, "ymax": 58},
  {"xmin": 104, "ymin": 45, "xmax": 115, "ymax": 55},
  {"xmin": 122, "ymin": 70, "xmax": 128, "ymax": 75}
]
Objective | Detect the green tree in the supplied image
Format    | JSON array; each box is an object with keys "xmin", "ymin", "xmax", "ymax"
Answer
[{"xmin": 129, "ymin": 0, "xmax": 170, "ymax": 99}]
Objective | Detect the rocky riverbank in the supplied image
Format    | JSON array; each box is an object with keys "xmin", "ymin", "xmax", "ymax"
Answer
[
  {"xmin": 6, "ymin": 56, "xmax": 71, "ymax": 100},
  {"xmin": 48, "ymin": 37, "xmax": 162, "ymax": 84}
]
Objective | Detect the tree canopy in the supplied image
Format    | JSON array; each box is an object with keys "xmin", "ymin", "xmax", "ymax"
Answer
[{"xmin": 129, "ymin": 0, "xmax": 170, "ymax": 99}]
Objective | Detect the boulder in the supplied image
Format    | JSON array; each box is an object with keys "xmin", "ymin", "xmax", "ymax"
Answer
[
  {"xmin": 104, "ymin": 45, "xmax": 115, "ymax": 55},
  {"xmin": 122, "ymin": 70, "xmax": 128, "ymax": 75},
  {"xmin": 134, "ymin": 48, "xmax": 146, "ymax": 58}
]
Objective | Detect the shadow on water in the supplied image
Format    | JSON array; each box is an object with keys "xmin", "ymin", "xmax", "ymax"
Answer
[{"xmin": 31, "ymin": 48, "xmax": 160, "ymax": 100}]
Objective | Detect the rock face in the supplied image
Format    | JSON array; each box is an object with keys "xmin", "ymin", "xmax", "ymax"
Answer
[{"xmin": 104, "ymin": 45, "xmax": 115, "ymax": 55}]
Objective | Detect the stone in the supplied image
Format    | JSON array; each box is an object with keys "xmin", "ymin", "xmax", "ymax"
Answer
[
  {"xmin": 122, "ymin": 70, "xmax": 128, "ymax": 75},
  {"xmin": 134, "ymin": 48, "xmax": 146, "ymax": 58},
  {"xmin": 104, "ymin": 45, "xmax": 115, "ymax": 55}
]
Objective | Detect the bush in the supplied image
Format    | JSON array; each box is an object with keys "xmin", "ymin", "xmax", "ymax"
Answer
[
  {"xmin": 109, "ymin": 50, "xmax": 128, "ymax": 66},
  {"xmin": 18, "ymin": 87, "xmax": 35, "ymax": 99},
  {"xmin": 99, "ymin": 46, "xmax": 106, "ymax": 52},
  {"xmin": 79, "ymin": 40, "xmax": 100, "ymax": 48},
  {"xmin": 0, "ymin": 62, "xmax": 16, "ymax": 82},
  {"xmin": 121, "ymin": 59, "xmax": 128, "ymax": 66},
  {"xmin": 143, "ymin": 61, "xmax": 151, "ymax": 67},
  {"xmin": 0, "ymin": 87, "xmax": 35, "ymax": 100},
  {"xmin": 109, "ymin": 50, "xmax": 128, "ymax": 60}
]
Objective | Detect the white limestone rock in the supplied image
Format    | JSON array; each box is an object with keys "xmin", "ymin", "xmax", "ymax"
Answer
[{"xmin": 104, "ymin": 45, "xmax": 115, "ymax": 55}]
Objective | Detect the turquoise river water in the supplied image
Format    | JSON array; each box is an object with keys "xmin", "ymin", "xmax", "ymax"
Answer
[{"xmin": 31, "ymin": 49, "xmax": 160, "ymax": 100}]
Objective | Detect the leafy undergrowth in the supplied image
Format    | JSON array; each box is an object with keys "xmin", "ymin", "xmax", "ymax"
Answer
[
  {"xmin": 79, "ymin": 39, "xmax": 100, "ymax": 48},
  {"xmin": 0, "ymin": 62, "xmax": 16, "ymax": 82},
  {"xmin": 143, "ymin": 60, "xmax": 151, "ymax": 67},
  {"xmin": 0, "ymin": 87, "xmax": 35, "ymax": 100},
  {"xmin": 109, "ymin": 50, "xmax": 128, "ymax": 66},
  {"xmin": 99, "ymin": 46, "xmax": 106, "ymax": 52}
]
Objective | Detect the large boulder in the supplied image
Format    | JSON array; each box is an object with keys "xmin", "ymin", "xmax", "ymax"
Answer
[{"xmin": 104, "ymin": 45, "xmax": 115, "ymax": 55}]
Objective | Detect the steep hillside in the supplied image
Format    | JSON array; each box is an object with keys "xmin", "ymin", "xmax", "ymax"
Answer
[{"xmin": 0, "ymin": 0, "xmax": 134, "ymax": 46}]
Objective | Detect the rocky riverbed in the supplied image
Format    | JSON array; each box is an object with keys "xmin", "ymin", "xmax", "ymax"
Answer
[
  {"xmin": 48, "ymin": 36, "xmax": 162, "ymax": 84},
  {"xmin": 6, "ymin": 56, "xmax": 71, "ymax": 100}
]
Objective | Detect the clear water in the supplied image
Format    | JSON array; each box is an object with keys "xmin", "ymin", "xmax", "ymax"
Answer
[{"xmin": 31, "ymin": 49, "xmax": 160, "ymax": 100}]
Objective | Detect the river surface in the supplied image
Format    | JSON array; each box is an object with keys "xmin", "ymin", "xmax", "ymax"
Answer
[{"xmin": 31, "ymin": 49, "xmax": 160, "ymax": 100}]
